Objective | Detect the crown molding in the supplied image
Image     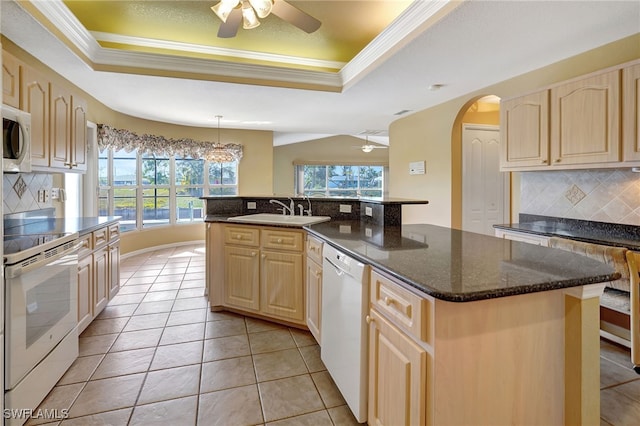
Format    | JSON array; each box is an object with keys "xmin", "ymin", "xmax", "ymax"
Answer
[{"xmin": 91, "ymin": 31, "xmax": 346, "ymax": 70}]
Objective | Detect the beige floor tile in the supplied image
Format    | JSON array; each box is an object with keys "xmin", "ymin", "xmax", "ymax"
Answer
[
  {"xmin": 133, "ymin": 300, "xmax": 174, "ymax": 316},
  {"xmin": 181, "ymin": 279, "xmax": 205, "ymax": 289},
  {"xmin": 150, "ymin": 340, "xmax": 203, "ymax": 370},
  {"xmin": 207, "ymin": 310, "xmax": 244, "ymax": 322},
  {"xmin": 92, "ymin": 347, "xmax": 155, "ymax": 380},
  {"xmin": 249, "ymin": 329, "xmax": 296, "ymax": 354},
  {"xmin": 601, "ymin": 340, "xmax": 635, "ymax": 368},
  {"xmin": 600, "ymin": 386, "xmax": 640, "ymax": 426},
  {"xmin": 290, "ymin": 328, "xmax": 318, "ymax": 347},
  {"xmin": 123, "ymin": 276, "xmax": 157, "ymax": 285},
  {"xmin": 258, "ymin": 375, "xmax": 324, "ymax": 422},
  {"xmin": 166, "ymin": 308, "xmax": 207, "ymax": 327},
  {"xmin": 611, "ymin": 379, "xmax": 640, "ymax": 403},
  {"xmin": 253, "ymin": 348, "xmax": 308, "ymax": 382},
  {"xmin": 299, "ymin": 344, "xmax": 325, "ymax": 373},
  {"xmin": 57, "ymin": 355, "xmax": 104, "ymax": 385},
  {"xmin": 59, "ymin": 408, "xmax": 132, "ymax": 425},
  {"xmin": 311, "ymin": 371, "xmax": 346, "ymax": 408},
  {"xmin": 96, "ymin": 303, "xmax": 138, "ymax": 319},
  {"xmin": 601, "ymin": 418, "xmax": 615, "ymax": 425},
  {"xmin": 601, "ymin": 357, "xmax": 640, "ymax": 389},
  {"xmin": 80, "ymin": 317, "xmax": 129, "ymax": 337},
  {"xmin": 138, "ymin": 365, "xmax": 201, "ymax": 405},
  {"xmin": 161, "ymin": 266, "xmax": 187, "ymax": 275},
  {"xmin": 205, "ymin": 318, "xmax": 247, "ymax": 339},
  {"xmin": 68, "ymin": 373, "xmax": 145, "ymax": 418},
  {"xmin": 149, "ymin": 281, "xmax": 182, "ymax": 292},
  {"xmin": 186, "ymin": 265, "xmax": 205, "ymax": 273},
  {"xmin": 172, "ymin": 296, "xmax": 209, "ymax": 311},
  {"xmin": 110, "ymin": 328, "xmax": 163, "ymax": 352},
  {"xmin": 159, "ymin": 322, "xmax": 205, "ymax": 345},
  {"xmin": 78, "ymin": 334, "xmax": 118, "ymax": 357},
  {"xmin": 197, "ymin": 385, "xmax": 264, "ymax": 426},
  {"xmin": 153, "ymin": 274, "xmax": 184, "ymax": 284},
  {"xmin": 116, "ymin": 284, "xmax": 152, "ymax": 295},
  {"xmin": 142, "ymin": 290, "xmax": 179, "ymax": 303},
  {"xmin": 327, "ymin": 405, "xmax": 360, "ymax": 426},
  {"xmin": 246, "ymin": 317, "xmax": 286, "ymax": 333},
  {"xmin": 108, "ymin": 293, "xmax": 146, "ymax": 306},
  {"xmin": 26, "ymin": 383, "xmax": 85, "ymax": 426},
  {"xmin": 130, "ymin": 396, "xmax": 197, "ymax": 426},
  {"xmin": 203, "ymin": 334, "xmax": 251, "ymax": 362},
  {"xmin": 200, "ymin": 356, "xmax": 257, "ymax": 393},
  {"xmin": 132, "ymin": 269, "xmax": 162, "ymax": 278},
  {"xmin": 267, "ymin": 410, "xmax": 333, "ymax": 426},
  {"xmin": 177, "ymin": 287, "xmax": 205, "ymax": 299},
  {"xmin": 123, "ymin": 312, "xmax": 170, "ymax": 332}
]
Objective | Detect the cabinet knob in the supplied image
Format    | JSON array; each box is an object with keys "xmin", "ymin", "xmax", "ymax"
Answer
[
  {"xmin": 554, "ymin": 159, "xmax": 561, "ymax": 163},
  {"xmin": 314, "ymin": 270, "xmax": 321, "ymax": 277},
  {"xmin": 251, "ymin": 251, "xmax": 256, "ymax": 257},
  {"xmin": 236, "ymin": 234, "xmax": 242, "ymax": 239},
  {"xmin": 541, "ymin": 159, "xmax": 548, "ymax": 164},
  {"xmin": 383, "ymin": 296, "xmax": 394, "ymax": 306},
  {"xmin": 277, "ymin": 238, "xmax": 283, "ymax": 243},
  {"xmin": 365, "ymin": 315, "xmax": 373, "ymax": 324}
]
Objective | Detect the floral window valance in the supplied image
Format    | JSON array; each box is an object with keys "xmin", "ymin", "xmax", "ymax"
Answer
[{"xmin": 97, "ymin": 124, "xmax": 243, "ymax": 162}]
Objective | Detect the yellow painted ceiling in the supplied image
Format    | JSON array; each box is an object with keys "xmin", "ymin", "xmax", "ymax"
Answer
[{"xmin": 63, "ymin": 1, "xmax": 413, "ymax": 68}]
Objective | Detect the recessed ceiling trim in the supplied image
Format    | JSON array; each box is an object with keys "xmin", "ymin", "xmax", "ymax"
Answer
[
  {"xmin": 341, "ymin": 0, "xmax": 462, "ymax": 90},
  {"xmin": 93, "ymin": 48, "xmax": 344, "ymax": 88},
  {"xmin": 91, "ymin": 31, "xmax": 347, "ymax": 70}
]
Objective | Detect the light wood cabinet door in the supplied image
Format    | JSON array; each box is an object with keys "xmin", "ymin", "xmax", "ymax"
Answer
[
  {"xmin": 21, "ymin": 66, "xmax": 49, "ymax": 167},
  {"xmin": 77, "ymin": 254, "xmax": 93, "ymax": 334},
  {"xmin": 2, "ymin": 51, "xmax": 21, "ymax": 108},
  {"xmin": 368, "ymin": 309, "xmax": 427, "ymax": 426},
  {"xmin": 49, "ymin": 83, "xmax": 72, "ymax": 169},
  {"xmin": 71, "ymin": 95, "xmax": 88, "ymax": 171},
  {"xmin": 305, "ymin": 258, "xmax": 322, "ymax": 343},
  {"xmin": 550, "ymin": 69, "xmax": 621, "ymax": 165},
  {"xmin": 500, "ymin": 90, "xmax": 550, "ymax": 169},
  {"xmin": 108, "ymin": 241, "xmax": 120, "ymax": 300},
  {"xmin": 93, "ymin": 247, "xmax": 109, "ymax": 316},
  {"xmin": 261, "ymin": 250, "xmax": 304, "ymax": 322},
  {"xmin": 224, "ymin": 245, "xmax": 260, "ymax": 311},
  {"xmin": 623, "ymin": 62, "xmax": 640, "ymax": 162}
]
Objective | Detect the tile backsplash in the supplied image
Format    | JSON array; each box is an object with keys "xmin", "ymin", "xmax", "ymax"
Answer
[
  {"xmin": 520, "ymin": 169, "xmax": 640, "ymax": 226},
  {"xmin": 3, "ymin": 173, "xmax": 53, "ymax": 214}
]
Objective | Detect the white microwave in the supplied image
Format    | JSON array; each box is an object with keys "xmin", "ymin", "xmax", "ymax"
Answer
[{"xmin": 2, "ymin": 104, "xmax": 31, "ymax": 173}]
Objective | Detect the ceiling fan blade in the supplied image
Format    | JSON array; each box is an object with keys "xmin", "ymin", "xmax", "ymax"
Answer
[
  {"xmin": 217, "ymin": 8, "xmax": 242, "ymax": 38},
  {"xmin": 270, "ymin": 0, "xmax": 321, "ymax": 33}
]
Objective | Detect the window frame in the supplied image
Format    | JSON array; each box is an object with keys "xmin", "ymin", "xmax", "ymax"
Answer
[{"xmin": 294, "ymin": 163, "xmax": 387, "ymax": 197}]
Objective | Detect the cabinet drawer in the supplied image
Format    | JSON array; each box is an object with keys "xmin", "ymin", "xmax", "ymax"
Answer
[
  {"xmin": 77, "ymin": 233, "xmax": 92, "ymax": 257},
  {"xmin": 306, "ymin": 235, "xmax": 324, "ymax": 265},
  {"xmin": 370, "ymin": 270, "xmax": 432, "ymax": 344},
  {"xmin": 92, "ymin": 227, "xmax": 108, "ymax": 249},
  {"xmin": 224, "ymin": 225, "xmax": 260, "ymax": 247},
  {"xmin": 108, "ymin": 223, "xmax": 120, "ymax": 242},
  {"xmin": 261, "ymin": 229, "xmax": 303, "ymax": 252}
]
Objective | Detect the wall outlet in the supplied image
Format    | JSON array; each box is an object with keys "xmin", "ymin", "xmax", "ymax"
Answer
[
  {"xmin": 37, "ymin": 189, "xmax": 48, "ymax": 203},
  {"xmin": 51, "ymin": 188, "xmax": 60, "ymax": 200},
  {"xmin": 247, "ymin": 201, "xmax": 257, "ymax": 210},
  {"xmin": 365, "ymin": 206, "xmax": 373, "ymax": 216},
  {"xmin": 365, "ymin": 227, "xmax": 372, "ymax": 237},
  {"xmin": 339, "ymin": 204, "xmax": 352, "ymax": 213}
]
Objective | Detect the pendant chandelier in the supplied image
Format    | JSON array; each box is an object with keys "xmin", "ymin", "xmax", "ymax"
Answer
[{"xmin": 206, "ymin": 115, "xmax": 243, "ymax": 163}]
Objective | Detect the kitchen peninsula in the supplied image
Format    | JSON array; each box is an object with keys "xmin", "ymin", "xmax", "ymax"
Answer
[{"xmin": 204, "ymin": 199, "xmax": 618, "ymax": 425}]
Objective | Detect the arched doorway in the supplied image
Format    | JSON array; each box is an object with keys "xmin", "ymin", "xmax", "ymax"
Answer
[{"xmin": 451, "ymin": 95, "xmax": 510, "ymax": 234}]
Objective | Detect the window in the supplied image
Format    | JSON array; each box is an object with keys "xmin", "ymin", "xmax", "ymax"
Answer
[
  {"xmin": 295, "ymin": 164, "xmax": 385, "ymax": 197},
  {"xmin": 99, "ymin": 148, "xmax": 238, "ymax": 232}
]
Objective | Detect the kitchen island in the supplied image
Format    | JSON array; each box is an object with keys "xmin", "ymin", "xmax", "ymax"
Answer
[{"xmin": 304, "ymin": 220, "xmax": 619, "ymax": 426}]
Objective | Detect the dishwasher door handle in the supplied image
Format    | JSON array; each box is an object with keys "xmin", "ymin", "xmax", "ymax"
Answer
[{"xmin": 324, "ymin": 257, "xmax": 345, "ymax": 277}]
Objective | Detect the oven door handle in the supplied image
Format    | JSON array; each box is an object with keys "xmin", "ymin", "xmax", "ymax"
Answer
[{"xmin": 5, "ymin": 241, "xmax": 81, "ymax": 278}]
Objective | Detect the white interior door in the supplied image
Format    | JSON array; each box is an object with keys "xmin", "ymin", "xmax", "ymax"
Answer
[{"xmin": 462, "ymin": 124, "xmax": 509, "ymax": 235}]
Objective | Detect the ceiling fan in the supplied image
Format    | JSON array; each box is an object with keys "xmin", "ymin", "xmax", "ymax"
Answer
[
  {"xmin": 211, "ymin": 0, "xmax": 321, "ymax": 38},
  {"xmin": 352, "ymin": 137, "xmax": 389, "ymax": 153}
]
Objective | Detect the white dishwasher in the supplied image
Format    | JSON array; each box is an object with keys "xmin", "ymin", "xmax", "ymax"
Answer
[{"xmin": 321, "ymin": 244, "xmax": 369, "ymax": 423}]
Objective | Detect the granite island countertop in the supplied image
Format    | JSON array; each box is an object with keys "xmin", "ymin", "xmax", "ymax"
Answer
[{"xmin": 305, "ymin": 220, "xmax": 620, "ymax": 302}]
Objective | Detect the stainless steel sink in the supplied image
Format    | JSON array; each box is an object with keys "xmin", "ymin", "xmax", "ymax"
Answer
[{"xmin": 227, "ymin": 213, "xmax": 330, "ymax": 227}]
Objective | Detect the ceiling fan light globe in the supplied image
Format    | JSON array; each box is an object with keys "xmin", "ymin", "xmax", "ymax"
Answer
[
  {"xmin": 248, "ymin": 0, "xmax": 273, "ymax": 19},
  {"xmin": 361, "ymin": 145, "xmax": 374, "ymax": 153},
  {"xmin": 211, "ymin": 0, "xmax": 239, "ymax": 23},
  {"xmin": 241, "ymin": 1, "xmax": 261, "ymax": 29}
]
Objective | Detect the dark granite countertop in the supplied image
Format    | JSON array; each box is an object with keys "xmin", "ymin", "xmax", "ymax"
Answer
[
  {"xmin": 199, "ymin": 195, "xmax": 428, "ymax": 205},
  {"xmin": 305, "ymin": 220, "xmax": 620, "ymax": 303},
  {"xmin": 4, "ymin": 216, "xmax": 121, "ymax": 236},
  {"xmin": 494, "ymin": 214, "xmax": 640, "ymax": 250}
]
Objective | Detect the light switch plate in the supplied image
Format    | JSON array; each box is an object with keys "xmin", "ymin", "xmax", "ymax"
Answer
[
  {"xmin": 409, "ymin": 161, "xmax": 426, "ymax": 175},
  {"xmin": 365, "ymin": 206, "xmax": 373, "ymax": 216},
  {"xmin": 339, "ymin": 204, "xmax": 352, "ymax": 213},
  {"xmin": 247, "ymin": 201, "xmax": 257, "ymax": 209}
]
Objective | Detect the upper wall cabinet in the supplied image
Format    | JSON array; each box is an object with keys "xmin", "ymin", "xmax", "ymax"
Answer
[
  {"xmin": 550, "ymin": 69, "xmax": 620, "ymax": 166},
  {"xmin": 500, "ymin": 60, "xmax": 640, "ymax": 171},
  {"xmin": 2, "ymin": 51, "xmax": 21, "ymax": 109},
  {"xmin": 623, "ymin": 62, "xmax": 640, "ymax": 162},
  {"xmin": 500, "ymin": 90, "xmax": 549, "ymax": 168},
  {"xmin": 22, "ymin": 66, "xmax": 50, "ymax": 167}
]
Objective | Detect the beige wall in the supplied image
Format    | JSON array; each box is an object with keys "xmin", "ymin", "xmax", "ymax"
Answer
[
  {"xmin": 390, "ymin": 33, "xmax": 640, "ymax": 227},
  {"xmin": 120, "ymin": 223, "xmax": 205, "ymax": 254},
  {"xmin": 273, "ymin": 135, "xmax": 388, "ymax": 195}
]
